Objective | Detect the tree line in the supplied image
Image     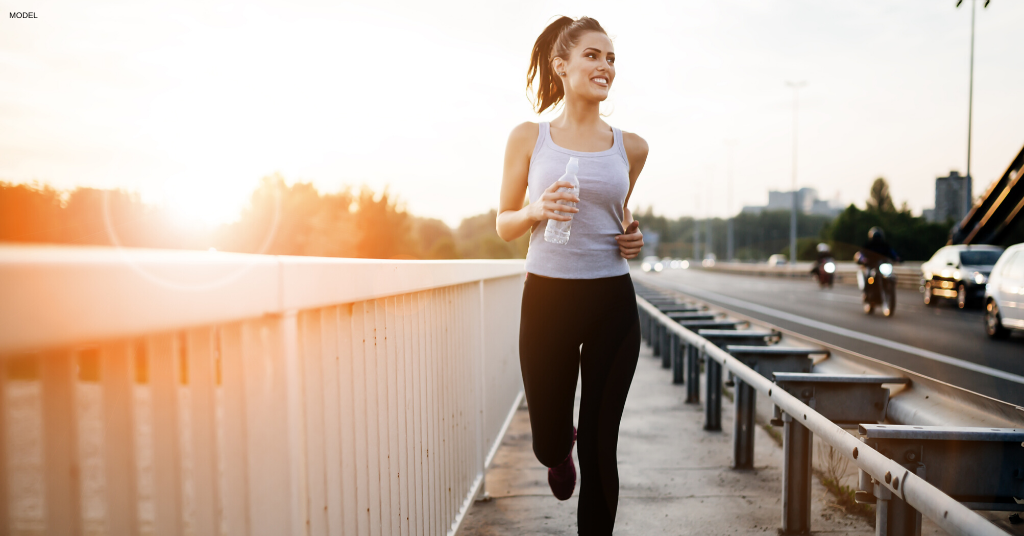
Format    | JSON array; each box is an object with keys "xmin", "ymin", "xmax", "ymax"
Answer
[
  {"xmin": 0, "ymin": 175, "xmax": 963, "ymax": 262},
  {"xmin": 0, "ymin": 175, "xmax": 529, "ymax": 260},
  {"xmin": 638, "ymin": 178, "xmax": 956, "ymax": 262}
]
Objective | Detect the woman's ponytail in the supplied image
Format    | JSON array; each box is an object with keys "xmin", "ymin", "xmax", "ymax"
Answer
[{"xmin": 527, "ymin": 16, "xmax": 607, "ymax": 115}]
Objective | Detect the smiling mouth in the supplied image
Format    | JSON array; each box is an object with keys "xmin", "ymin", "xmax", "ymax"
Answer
[{"xmin": 591, "ymin": 77, "xmax": 609, "ymax": 87}]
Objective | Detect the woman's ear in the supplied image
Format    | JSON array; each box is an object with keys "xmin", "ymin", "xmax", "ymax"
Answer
[{"xmin": 551, "ymin": 57, "xmax": 565, "ymax": 77}]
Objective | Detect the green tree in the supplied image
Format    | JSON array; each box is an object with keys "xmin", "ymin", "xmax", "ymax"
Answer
[{"xmin": 866, "ymin": 177, "xmax": 895, "ymax": 213}]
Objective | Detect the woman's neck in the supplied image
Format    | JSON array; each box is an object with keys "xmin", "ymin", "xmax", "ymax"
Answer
[{"xmin": 552, "ymin": 97, "xmax": 604, "ymax": 132}]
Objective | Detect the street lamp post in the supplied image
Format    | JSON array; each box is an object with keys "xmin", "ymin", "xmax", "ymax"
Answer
[
  {"xmin": 785, "ymin": 81, "xmax": 806, "ymax": 264},
  {"xmin": 956, "ymin": 0, "xmax": 991, "ymax": 219},
  {"xmin": 725, "ymin": 140, "xmax": 736, "ymax": 261}
]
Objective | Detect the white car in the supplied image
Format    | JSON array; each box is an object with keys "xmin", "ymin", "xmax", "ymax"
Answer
[
  {"xmin": 767, "ymin": 254, "xmax": 788, "ymax": 267},
  {"xmin": 983, "ymin": 243, "xmax": 1024, "ymax": 338}
]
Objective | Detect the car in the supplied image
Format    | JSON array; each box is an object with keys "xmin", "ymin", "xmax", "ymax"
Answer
[
  {"xmin": 921, "ymin": 245, "xmax": 1004, "ymax": 308},
  {"xmin": 702, "ymin": 253, "xmax": 717, "ymax": 267},
  {"xmin": 641, "ymin": 255, "xmax": 663, "ymax": 273},
  {"xmin": 767, "ymin": 254, "xmax": 788, "ymax": 267},
  {"xmin": 984, "ymin": 243, "xmax": 1024, "ymax": 338}
]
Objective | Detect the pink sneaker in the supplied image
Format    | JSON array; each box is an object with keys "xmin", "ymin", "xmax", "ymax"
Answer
[{"xmin": 547, "ymin": 427, "xmax": 577, "ymax": 501}]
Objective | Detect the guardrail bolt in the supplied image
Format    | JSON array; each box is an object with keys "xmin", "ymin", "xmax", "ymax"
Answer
[
  {"xmin": 904, "ymin": 451, "xmax": 917, "ymax": 463},
  {"xmin": 884, "ymin": 471, "xmax": 892, "ymax": 484},
  {"xmin": 873, "ymin": 401, "xmax": 883, "ymax": 410},
  {"xmin": 800, "ymin": 388, "xmax": 812, "ymax": 399}
]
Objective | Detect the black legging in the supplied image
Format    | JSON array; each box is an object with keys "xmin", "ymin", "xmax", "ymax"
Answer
[{"xmin": 518, "ymin": 272, "xmax": 641, "ymax": 535}]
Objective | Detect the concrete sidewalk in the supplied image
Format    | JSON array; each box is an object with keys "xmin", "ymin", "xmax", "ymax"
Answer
[{"xmin": 458, "ymin": 342, "xmax": 874, "ymax": 535}]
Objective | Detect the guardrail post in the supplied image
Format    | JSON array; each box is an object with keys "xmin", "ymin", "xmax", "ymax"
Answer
[
  {"xmin": 672, "ymin": 336, "xmax": 685, "ymax": 384},
  {"xmin": 662, "ymin": 329, "xmax": 672, "ymax": 369},
  {"xmin": 876, "ymin": 490, "xmax": 920, "ymax": 536},
  {"xmin": 685, "ymin": 346, "xmax": 700, "ymax": 403},
  {"xmin": 653, "ymin": 321, "xmax": 662, "ymax": 357},
  {"xmin": 704, "ymin": 357, "xmax": 721, "ymax": 431},
  {"xmin": 733, "ymin": 377, "xmax": 756, "ymax": 469},
  {"xmin": 781, "ymin": 412, "xmax": 812, "ymax": 533},
  {"xmin": 639, "ymin": 308, "xmax": 649, "ymax": 344}
]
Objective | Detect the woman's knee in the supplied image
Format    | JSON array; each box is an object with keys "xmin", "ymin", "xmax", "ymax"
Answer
[{"xmin": 533, "ymin": 434, "xmax": 572, "ymax": 467}]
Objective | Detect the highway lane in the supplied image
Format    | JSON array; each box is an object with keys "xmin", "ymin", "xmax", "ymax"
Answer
[{"xmin": 635, "ymin": 268, "xmax": 1024, "ymax": 407}]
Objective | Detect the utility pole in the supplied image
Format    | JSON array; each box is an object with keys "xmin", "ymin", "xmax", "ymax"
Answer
[
  {"xmin": 785, "ymin": 81, "xmax": 806, "ymax": 264},
  {"xmin": 725, "ymin": 140, "xmax": 737, "ymax": 261},
  {"xmin": 957, "ymin": 0, "xmax": 990, "ymax": 219}
]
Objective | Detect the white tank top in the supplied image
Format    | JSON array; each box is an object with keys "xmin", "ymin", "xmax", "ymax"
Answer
[{"xmin": 524, "ymin": 122, "xmax": 631, "ymax": 279}]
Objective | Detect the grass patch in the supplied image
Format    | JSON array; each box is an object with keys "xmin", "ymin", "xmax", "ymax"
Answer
[
  {"xmin": 761, "ymin": 423, "xmax": 783, "ymax": 446},
  {"xmin": 818, "ymin": 475, "xmax": 875, "ymax": 525}
]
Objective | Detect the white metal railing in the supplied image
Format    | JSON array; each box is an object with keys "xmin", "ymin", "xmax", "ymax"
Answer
[{"xmin": 0, "ymin": 245, "xmax": 527, "ymax": 536}]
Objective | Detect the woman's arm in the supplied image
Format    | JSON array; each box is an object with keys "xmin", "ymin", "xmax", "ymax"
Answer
[
  {"xmin": 615, "ymin": 132, "xmax": 649, "ymax": 259},
  {"xmin": 496, "ymin": 122, "xmax": 580, "ymax": 242}
]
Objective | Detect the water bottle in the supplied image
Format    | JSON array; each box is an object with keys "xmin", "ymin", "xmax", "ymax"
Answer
[{"xmin": 544, "ymin": 157, "xmax": 580, "ymax": 245}]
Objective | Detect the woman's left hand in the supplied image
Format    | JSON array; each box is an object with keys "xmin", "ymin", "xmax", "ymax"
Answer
[{"xmin": 616, "ymin": 220, "xmax": 644, "ymax": 259}]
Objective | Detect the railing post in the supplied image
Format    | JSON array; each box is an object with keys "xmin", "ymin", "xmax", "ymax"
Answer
[
  {"xmin": 672, "ymin": 337, "xmax": 685, "ymax": 384},
  {"xmin": 661, "ymin": 329, "xmax": 672, "ymax": 369},
  {"xmin": 733, "ymin": 377, "xmax": 756, "ymax": 469},
  {"xmin": 640, "ymin": 309, "xmax": 649, "ymax": 344},
  {"xmin": 704, "ymin": 357, "xmax": 722, "ymax": 431},
  {"xmin": 781, "ymin": 412, "xmax": 812, "ymax": 534},
  {"xmin": 0, "ymin": 357, "xmax": 7, "ymax": 534},
  {"xmin": 475, "ymin": 280, "xmax": 489, "ymax": 502},
  {"xmin": 685, "ymin": 346, "xmax": 700, "ymax": 403},
  {"xmin": 874, "ymin": 469, "xmax": 922, "ymax": 536},
  {"xmin": 653, "ymin": 321, "xmax": 662, "ymax": 357}
]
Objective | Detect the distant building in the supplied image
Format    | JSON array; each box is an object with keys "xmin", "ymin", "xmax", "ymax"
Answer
[
  {"xmin": 932, "ymin": 171, "xmax": 971, "ymax": 223},
  {"xmin": 742, "ymin": 188, "xmax": 840, "ymax": 218}
]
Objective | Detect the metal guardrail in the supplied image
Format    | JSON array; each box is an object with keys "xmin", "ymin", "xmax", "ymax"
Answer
[
  {"xmin": 634, "ymin": 280, "xmax": 1023, "ymax": 536},
  {"xmin": 0, "ymin": 246, "xmax": 527, "ymax": 536},
  {"xmin": 691, "ymin": 261, "xmax": 922, "ymax": 290}
]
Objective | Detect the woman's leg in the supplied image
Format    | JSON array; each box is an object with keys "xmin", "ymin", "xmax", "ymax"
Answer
[
  {"xmin": 576, "ymin": 275, "xmax": 641, "ymax": 535},
  {"xmin": 519, "ymin": 275, "xmax": 582, "ymax": 468}
]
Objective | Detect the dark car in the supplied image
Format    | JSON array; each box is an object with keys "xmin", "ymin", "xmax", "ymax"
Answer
[{"xmin": 921, "ymin": 245, "xmax": 1004, "ymax": 308}]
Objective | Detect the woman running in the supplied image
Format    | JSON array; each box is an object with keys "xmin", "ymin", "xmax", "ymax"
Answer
[{"xmin": 495, "ymin": 15, "xmax": 648, "ymax": 535}]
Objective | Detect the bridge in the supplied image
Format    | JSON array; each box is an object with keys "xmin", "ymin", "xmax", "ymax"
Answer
[
  {"xmin": 950, "ymin": 143, "xmax": 1024, "ymax": 246},
  {"xmin": 1, "ymin": 246, "xmax": 1023, "ymax": 535}
]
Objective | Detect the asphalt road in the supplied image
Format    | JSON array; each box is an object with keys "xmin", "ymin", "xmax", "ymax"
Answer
[{"xmin": 635, "ymin": 268, "xmax": 1024, "ymax": 407}]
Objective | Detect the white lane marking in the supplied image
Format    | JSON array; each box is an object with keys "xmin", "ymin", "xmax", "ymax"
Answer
[{"xmin": 660, "ymin": 279, "xmax": 1024, "ymax": 386}]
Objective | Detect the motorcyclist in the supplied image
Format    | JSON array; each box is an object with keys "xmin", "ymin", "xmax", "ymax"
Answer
[
  {"xmin": 855, "ymin": 227, "xmax": 901, "ymax": 315},
  {"xmin": 855, "ymin": 227, "xmax": 901, "ymax": 267},
  {"xmin": 810, "ymin": 242, "xmax": 833, "ymax": 275}
]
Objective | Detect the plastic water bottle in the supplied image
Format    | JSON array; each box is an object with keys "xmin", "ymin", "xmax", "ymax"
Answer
[{"xmin": 544, "ymin": 157, "xmax": 580, "ymax": 245}]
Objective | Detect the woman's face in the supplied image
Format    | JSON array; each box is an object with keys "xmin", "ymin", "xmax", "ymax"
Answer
[{"xmin": 554, "ymin": 31, "xmax": 615, "ymax": 103}]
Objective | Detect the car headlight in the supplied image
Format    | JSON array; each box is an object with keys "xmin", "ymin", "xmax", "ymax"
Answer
[
  {"xmin": 681, "ymin": 260, "xmax": 689, "ymax": 269},
  {"xmin": 973, "ymin": 271, "xmax": 987, "ymax": 285},
  {"xmin": 654, "ymin": 262, "xmax": 663, "ymax": 272},
  {"xmin": 641, "ymin": 262, "xmax": 651, "ymax": 272},
  {"xmin": 823, "ymin": 262, "xmax": 836, "ymax": 274},
  {"xmin": 953, "ymin": 270, "xmax": 961, "ymax": 281},
  {"xmin": 879, "ymin": 263, "xmax": 893, "ymax": 277}
]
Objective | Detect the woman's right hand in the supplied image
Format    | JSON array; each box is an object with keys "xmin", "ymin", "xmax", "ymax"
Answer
[{"xmin": 528, "ymin": 181, "xmax": 580, "ymax": 222}]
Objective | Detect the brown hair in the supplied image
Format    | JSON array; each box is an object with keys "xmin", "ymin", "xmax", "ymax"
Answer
[{"xmin": 527, "ymin": 16, "xmax": 608, "ymax": 114}]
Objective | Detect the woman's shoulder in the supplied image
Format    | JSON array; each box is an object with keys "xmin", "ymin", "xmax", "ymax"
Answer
[
  {"xmin": 621, "ymin": 130, "xmax": 649, "ymax": 164},
  {"xmin": 509, "ymin": 121, "xmax": 540, "ymax": 142}
]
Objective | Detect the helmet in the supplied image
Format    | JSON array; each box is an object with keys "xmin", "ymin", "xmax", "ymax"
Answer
[
  {"xmin": 868, "ymin": 226, "xmax": 885, "ymax": 242},
  {"xmin": 816, "ymin": 243, "xmax": 831, "ymax": 253}
]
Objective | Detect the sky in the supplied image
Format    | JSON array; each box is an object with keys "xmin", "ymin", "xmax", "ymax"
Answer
[{"xmin": 2, "ymin": 0, "xmax": 1023, "ymax": 228}]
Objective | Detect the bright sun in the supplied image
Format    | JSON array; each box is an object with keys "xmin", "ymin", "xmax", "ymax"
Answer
[{"xmin": 152, "ymin": 174, "xmax": 250, "ymax": 228}]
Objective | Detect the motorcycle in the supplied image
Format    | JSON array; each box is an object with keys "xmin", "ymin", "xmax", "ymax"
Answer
[
  {"xmin": 856, "ymin": 253, "xmax": 897, "ymax": 317},
  {"xmin": 812, "ymin": 257, "xmax": 836, "ymax": 288}
]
